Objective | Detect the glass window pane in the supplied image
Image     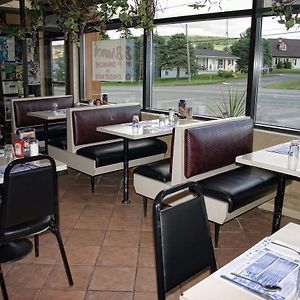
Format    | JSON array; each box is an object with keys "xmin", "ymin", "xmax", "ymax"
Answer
[
  {"xmin": 51, "ymin": 40, "xmax": 66, "ymax": 96},
  {"xmin": 155, "ymin": 0, "xmax": 252, "ymax": 19},
  {"xmin": 152, "ymin": 18, "xmax": 251, "ymax": 118},
  {"xmin": 83, "ymin": 29, "xmax": 143, "ymax": 105},
  {"xmin": 256, "ymin": 16, "xmax": 300, "ymax": 129}
]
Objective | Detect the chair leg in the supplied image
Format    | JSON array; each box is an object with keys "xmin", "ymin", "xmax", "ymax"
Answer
[
  {"xmin": 51, "ymin": 225, "xmax": 73, "ymax": 286},
  {"xmin": 91, "ymin": 176, "xmax": 95, "ymax": 193},
  {"xmin": 215, "ymin": 223, "xmax": 221, "ymax": 248},
  {"xmin": 143, "ymin": 196, "xmax": 148, "ymax": 217},
  {"xmin": 34, "ymin": 235, "xmax": 39, "ymax": 257},
  {"xmin": 0, "ymin": 265, "xmax": 8, "ymax": 300}
]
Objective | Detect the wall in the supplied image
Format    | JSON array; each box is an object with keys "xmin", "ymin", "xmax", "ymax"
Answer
[{"xmin": 254, "ymin": 129, "xmax": 300, "ymax": 220}]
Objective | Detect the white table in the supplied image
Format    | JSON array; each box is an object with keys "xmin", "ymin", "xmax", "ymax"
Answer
[
  {"xmin": 0, "ymin": 156, "xmax": 67, "ymax": 184},
  {"xmin": 181, "ymin": 222, "xmax": 300, "ymax": 300},
  {"xmin": 97, "ymin": 120, "xmax": 175, "ymax": 204},
  {"xmin": 236, "ymin": 142, "xmax": 299, "ymax": 233},
  {"xmin": 28, "ymin": 110, "xmax": 66, "ymax": 154}
]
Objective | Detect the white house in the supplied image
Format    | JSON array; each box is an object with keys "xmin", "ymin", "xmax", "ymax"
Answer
[
  {"xmin": 270, "ymin": 38, "xmax": 300, "ymax": 69},
  {"xmin": 194, "ymin": 48, "xmax": 239, "ymax": 72}
]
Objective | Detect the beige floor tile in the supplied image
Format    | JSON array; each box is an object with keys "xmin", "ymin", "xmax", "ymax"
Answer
[
  {"xmin": 66, "ymin": 229, "xmax": 105, "ymax": 246},
  {"xmin": 75, "ymin": 215, "xmax": 110, "ymax": 230},
  {"xmin": 1, "ymin": 287, "xmax": 39, "ymax": 300},
  {"xmin": 36, "ymin": 289, "xmax": 86, "ymax": 300},
  {"xmin": 134, "ymin": 268, "xmax": 157, "ymax": 292},
  {"xmin": 96, "ymin": 246, "xmax": 138, "ymax": 267},
  {"xmin": 44, "ymin": 265, "xmax": 93, "ymax": 290},
  {"xmin": 85, "ymin": 291, "xmax": 133, "ymax": 300},
  {"xmin": 81, "ymin": 203, "xmax": 114, "ymax": 217},
  {"xmin": 138, "ymin": 247, "xmax": 155, "ymax": 268},
  {"xmin": 89, "ymin": 266, "xmax": 136, "ymax": 291},
  {"xmin": 139, "ymin": 231, "xmax": 154, "ymax": 248},
  {"xmin": 56, "ymin": 245, "xmax": 100, "ymax": 265},
  {"xmin": 5, "ymin": 264, "xmax": 52, "ymax": 289},
  {"xmin": 103, "ymin": 230, "xmax": 141, "ymax": 248},
  {"xmin": 108, "ymin": 216, "xmax": 142, "ymax": 231}
]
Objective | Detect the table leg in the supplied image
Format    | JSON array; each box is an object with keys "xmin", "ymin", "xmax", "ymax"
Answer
[
  {"xmin": 122, "ymin": 137, "xmax": 130, "ymax": 204},
  {"xmin": 272, "ymin": 174, "xmax": 287, "ymax": 233},
  {"xmin": 44, "ymin": 120, "xmax": 49, "ymax": 154}
]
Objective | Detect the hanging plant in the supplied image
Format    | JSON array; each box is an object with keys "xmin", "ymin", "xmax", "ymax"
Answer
[
  {"xmin": 49, "ymin": 0, "xmax": 158, "ymax": 46},
  {"xmin": 271, "ymin": 0, "xmax": 300, "ymax": 29}
]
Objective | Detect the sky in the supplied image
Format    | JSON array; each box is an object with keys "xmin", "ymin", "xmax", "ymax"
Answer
[{"xmin": 110, "ymin": 0, "xmax": 300, "ymax": 40}]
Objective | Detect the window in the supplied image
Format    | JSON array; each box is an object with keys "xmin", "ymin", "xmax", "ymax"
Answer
[
  {"xmin": 151, "ymin": 18, "xmax": 251, "ymax": 118},
  {"xmin": 155, "ymin": 0, "xmax": 252, "ymax": 19},
  {"xmin": 256, "ymin": 17, "xmax": 300, "ymax": 130},
  {"xmin": 83, "ymin": 29, "xmax": 143, "ymax": 104}
]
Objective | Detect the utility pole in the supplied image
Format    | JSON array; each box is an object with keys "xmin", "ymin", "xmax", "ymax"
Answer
[{"xmin": 185, "ymin": 24, "xmax": 191, "ymax": 82}]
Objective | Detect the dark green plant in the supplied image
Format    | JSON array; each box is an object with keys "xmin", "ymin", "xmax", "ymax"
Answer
[
  {"xmin": 217, "ymin": 69, "xmax": 234, "ymax": 78},
  {"xmin": 284, "ymin": 61, "xmax": 292, "ymax": 69},
  {"xmin": 271, "ymin": 0, "xmax": 300, "ymax": 29},
  {"xmin": 210, "ymin": 88, "xmax": 246, "ymax": 118},
  {"xmin": 277, "ymin": 61, "xmax": 284, "ymax": 69}
]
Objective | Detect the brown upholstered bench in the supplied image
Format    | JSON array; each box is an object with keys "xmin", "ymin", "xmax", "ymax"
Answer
[
  {"xmin": 134, "ymin": 117, "xmax": 280, "ymax": 246},
  {"xmin": 48, "ymin": 104, "xmax": 168, "ymax": 192},
  {"xmin": 11, "ymin": 95, "xmax": 74, "ymax": 142}
]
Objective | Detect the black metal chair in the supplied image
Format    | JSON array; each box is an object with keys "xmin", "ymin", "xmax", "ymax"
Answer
[
  {"xmin": 0, "ymin": 155, "xmax": 73, "ymax": 299},
  {"xmin": 153, "ymin": 181, "xmax": 217, "ymax": 300}
]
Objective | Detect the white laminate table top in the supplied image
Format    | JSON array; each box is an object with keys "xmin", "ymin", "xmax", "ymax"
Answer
[
  {"xmin": 0, "ymin": 157, "xmax": 67, "ymax": 184},
  {"xmin": 236, "ymin": 142, "xmax": 300, "ymax": 178},
  {"xmin": 28, "ymin": 110, "xmax": 66, "ymax": 120},
  {"xmin": 97, "ymin": 120, "xmax": 174, "ymax": 140},
  {"xmin": 96, "ymin": 118, "xmax": 199, "ymax": 140},
  {"xmin": 181, "ymin": 223, "xmax": 300, "ymax": 300}
]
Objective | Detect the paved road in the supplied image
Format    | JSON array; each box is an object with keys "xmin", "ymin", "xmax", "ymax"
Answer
[
  {"xmin": 102, "ymin": 73, "xmax": 300, "ymax": 129},
  {"xmin": 54, "ymin": 73, "xmax": 300, "ymax": 129}
]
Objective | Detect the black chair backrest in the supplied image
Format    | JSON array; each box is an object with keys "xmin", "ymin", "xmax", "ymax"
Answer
[
  {"xmin": 153, "ymin": 182, "xmax": 216, "ymax": 299},
  {"xmin": 0, "ymin": 155, "xmax": 57, "ymax": 243}
]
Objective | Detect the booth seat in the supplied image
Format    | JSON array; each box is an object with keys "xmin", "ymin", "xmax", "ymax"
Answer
[
  {"xmin": 11, "ymin": 95, "xmax": 74, "ymax": 142},
  {"xmin": 48, "ymin": 104, "xmax": 167, "ymax": 192},
  {"xmin": 133, "ymin": 117, "xmax": 280, "ymax": 246}
]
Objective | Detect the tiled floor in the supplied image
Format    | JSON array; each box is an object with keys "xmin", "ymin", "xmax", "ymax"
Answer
[{"xmin": 2, "ymin": 168, "xmax": 300, "ymax": 300}]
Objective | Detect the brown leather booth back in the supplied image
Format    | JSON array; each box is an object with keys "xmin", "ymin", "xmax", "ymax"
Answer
[
  {"xmin": 72, "ymin": 105, "xmax": 141, "ymax": 146},
  {"xmin": 184, "ymin": 118, "xmax": 253, "ymax": 178},
  {"xmin": 14, "ymin": 96, "xmax": 74, "ymax": 128}
]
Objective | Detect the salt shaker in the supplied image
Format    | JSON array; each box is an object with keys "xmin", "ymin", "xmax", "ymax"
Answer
[
  {"xmin": 169, "ymin": 108, "xmax": 175, "ymax": 124},
  {"xmin": 29, "ymin": 139, "xmax": 39, "ymax": 156},
  {"xmin": 288, "ymin": 140, "xmax": 300, "ymax": 170},
  {"xmin": 132, "ymin": 115, "xmax": 139, "ymax": 134}
]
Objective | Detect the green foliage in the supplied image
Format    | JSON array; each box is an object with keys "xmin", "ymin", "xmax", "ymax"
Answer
[
  {"xmin": 231, "ymin": 28, "xmax": 272, "ymax": 70},
  {"xmin": 284, "ymin": 61, "xmax": 292, "ymax": 69},
  {"xmin": 194, "ymin": 41, "xmax": 214, "ymax": 50},
  {"xmin": 162, "ymin": 33, "xmax": 198, "ymax": 79},
  {"xmin": 277, "ymin": 61, "xmax": 284, "ymax": 69},
  {"xmin": 211, "ymin": 88, "xmax": 246, "ymax": 118},
  {"xmin": 217, "ymin": 69, "xmax": 234, "ymax": 78},
  {"xmin": 271, "ymin": 0, "xmax": 300, "ymax": 30}
]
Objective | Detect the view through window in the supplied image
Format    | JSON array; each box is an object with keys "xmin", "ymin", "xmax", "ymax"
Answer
[
  {"xmin": 256, "ymin": 16, "xmax": 300, "ymax": 130},
  {"xmin": 152, "ymin": 18, "xmax": 251, "ymax": 118}
]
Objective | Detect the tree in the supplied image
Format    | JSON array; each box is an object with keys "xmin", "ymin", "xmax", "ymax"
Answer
[
  {"xmin": 230, "ymin": 28, "xmax": 251, "ymax": 70},
  {"xmin": 262, "ymin": 39, "xmax": 272, "ymax": 67},
  {"xmin": 231, "ymin": 28, "xmax": 273, "ymax": 70},
  {"xmin": 163, "ymin": 33, "xmax": 197, "ymax": 79},
  {"xmin": 194, "ymin": 40, "xmax": 214, "ymax": 50},
  {"xmin": 153, "ymin": 34, "xmax": 168, "ymax": 79}
]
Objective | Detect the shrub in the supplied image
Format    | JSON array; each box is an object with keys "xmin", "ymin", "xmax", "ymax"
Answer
[
  {"xmin": 277, "ymin": 61, "xmax": 283, "ymax": 69},
  {"xmin": 217, "ymin": 69, "xmax": 234, "ymax": 78},
  {"xmin": 284, "ymin": 61, "xmax": 292, "ymax": 69}
]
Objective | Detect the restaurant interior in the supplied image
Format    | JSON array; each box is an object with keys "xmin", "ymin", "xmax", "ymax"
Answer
[{"xmin": 0, "ymin": 0, "xmax": 300, "ymax": 299}]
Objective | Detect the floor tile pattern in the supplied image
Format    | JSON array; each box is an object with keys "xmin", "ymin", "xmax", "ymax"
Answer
[{"xmin": 2, "ymin": 169, "xmax": 300, "ymax": 300}]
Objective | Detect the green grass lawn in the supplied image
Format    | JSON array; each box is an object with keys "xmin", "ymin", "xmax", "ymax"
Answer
[
  {"xmin": 102, "ymin": 73, "xmax": 248, "ymax": 87},
  {"xmin": 265, "ymin": 80, "xmax": 300, "ymax": 90}
]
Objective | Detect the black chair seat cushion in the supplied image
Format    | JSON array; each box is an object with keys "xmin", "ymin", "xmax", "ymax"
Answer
[
  {"xmin": 48, "ymin": 136, "xmax": 67, "ymax": 150},
  {"xmin": 17, "ymin": 123, "xmax": 67, "ymax": 141},
  {"xmin": 198, "ymin": 166, "xmax": 279, "ymax": 213},
  {"xmin": 4, "ymin": 216, "xmax": 51, "ymax": 241},
  {"xmin": 134, "ymin": 158, "xmax": 171, "ymax": 183},
  {"xmin": 76, "ymin": 138, "xmax": 167, "ymax": 168}
]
